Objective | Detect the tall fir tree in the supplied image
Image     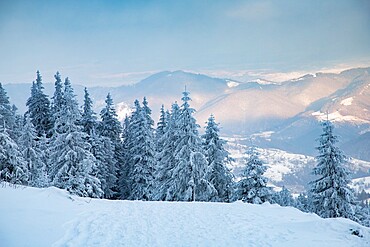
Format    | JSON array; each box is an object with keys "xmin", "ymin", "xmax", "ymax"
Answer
[
  {"xmin": 90, "ymin": 132, "xmax": 117, "ymax": 199},
  {"xmin": 0, "ymin": 130, "xmax": 28, "ymax": 185},
  {"xmin": 309, "ymin": 120, "xmax": 356, "ymax": 219},
  {"xmin": 0, "ymin": 83, "xmax": 15, "ymax": 135},
  {"xmin": 236, "ymin": 147, "xmax": 271, "ymax": 204},
  {"xmin": 153, "ymin": 102, "xmax": 181, "ymax": 201},
  {"xmin": 202, "ymin": 114, "xmax": 234, "ymax": 202},
  {"xmin": 48, "ymin": 78, "xmax": 102, "ymax": 198},
  {"xmin": 156, "ymin": 104, "xmax": 167, "ymax": 142},
  {"xmin": 165, "ymin": 90, "xmax": 215, "ymax": 201},
  {"xmin": 19, "ymin": 114, "xmax": 48, "ymax": 187},
  {"xmin": 127, "ymin": 99, "xmax": 156, "ymax": 200},
  {"xmin": 98, "ymin": 93, "xmax": 123, "ymax": 197},
  {"xmin": 50, "ymin": 71, "xmax": 64, "ymax": 130},
  {"xmin": 26, "ymin": 71, "xmax": 52, "ymax": 137},
  {"xmin": 81, "ymin": 87, "xmax": 97, "ymax": 136}
]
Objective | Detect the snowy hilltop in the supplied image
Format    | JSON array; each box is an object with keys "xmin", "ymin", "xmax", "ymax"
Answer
[{"xmin": 0, "ymin": 183, "xmax": 369, "ymax": 247}]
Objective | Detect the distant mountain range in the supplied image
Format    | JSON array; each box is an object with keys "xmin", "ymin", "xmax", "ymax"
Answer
[{"xmin": 3, "ymin": 67, "xmax": 370, "ymax": 161}]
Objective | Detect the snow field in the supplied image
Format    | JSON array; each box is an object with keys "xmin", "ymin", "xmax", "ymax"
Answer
[{"xmin": 1, "ymin": 184, "xmax": 369, "ymax": 247}]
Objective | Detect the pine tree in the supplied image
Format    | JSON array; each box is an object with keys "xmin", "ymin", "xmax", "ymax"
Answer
[
  {"xmin": 237, "ymin": 147, "xmax": 271, "ymax": 204},
  {"xmin": 19, "ymin": 114, "xmax": 48, "ymax": 187},
  {"xmin": 125, "ymin": 99, "xmax": 156, "ymax": 200},
  {"xmin": 90, "ymin": 133, "xmax": 117, "ymax": 198},
  {"xmin": 156, "ymin": 104, "xmax": 167, "ymax": 142},
  {"xmin": 48, "ymin": 78, "xmax": 102, "ymax": 198},
  {"xmin": 50, "ymin": 72, "xmax": 64, "ymax": 130},
  {"xmin": 119, "ymin": 115, "xmax": 132, "ymax": 199},
  {"xmin": 167, "ymin": 90, "xmax": 215, "ymax": 201},
  {"xmin": 98, "ymin": 93, "xmax": 123, "ymax": 197},
  {"xmin": 81, "ymin": 87, "xmax": 97, "ymax": 136},
  {"xmin": 309, "ymin": 120, "xmax": 356, "ymax": 219},
  {"xmin": 26, "ymin": 71, "xmax": 52, "ymax": 137},
  {"xmin": 202, "ymin": 114, "xmax": 234, "ymax": 202},
  {"xmin": 153, "ymin": 102, "xmax": 181, "ymax": 201},
  {"xmin": 0, "ymin": 130, "xmax": 28, "ymax": 185},
  {"xmin": 273, "ymin": 186, "xmax": 294, "ymax": 207},
  {"xmin": 0, "ymin": 83, "xmax": 15, "ymax": 135},
  {"xmin": 98, "ymin": 93, "xmax": 122, "ymax": 143}
]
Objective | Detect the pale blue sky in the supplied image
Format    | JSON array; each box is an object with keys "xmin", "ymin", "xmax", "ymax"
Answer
[{"xmin": 0, "ymin": 0, "xmax": 369, "ymax": 86}]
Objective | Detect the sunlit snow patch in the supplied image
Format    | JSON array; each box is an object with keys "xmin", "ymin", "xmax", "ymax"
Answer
[{"xmin": 340, "ymin": 97, "xmax": 354, "ymax": 106}]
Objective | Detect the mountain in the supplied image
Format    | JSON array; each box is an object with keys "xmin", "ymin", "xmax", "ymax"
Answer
[
  {"xmin": 1, "ymin": 184, "xmax": 369, "ymax": 246},
  {"xmin": 2, "ymin": 67, "xmax": 370, "ymax": 160}
]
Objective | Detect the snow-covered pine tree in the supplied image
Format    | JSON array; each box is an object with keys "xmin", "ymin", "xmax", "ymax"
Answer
[
  {"xmin": 50, "ymin": 72, "xmax": 64, "ymax": 130},
  {"xmin": 309, "ymin": 120, "xmax": 356, "ymax": 219},
  {"xmin": 295, "ymin": 192, "xmax": 310, "ymax": 213},
  {"xmin": 202, "ymin": 114, "xmax": 234, "ymax": 202},
  {"xmin": 168, "ymin": 90, "xmax": 216, "ymax": 201},
  {"xmin": 125, "ymin": 99, "xmax": 156, "ymax": 200},
  {"xmin": 19, "ymin": 114, "xmax": 48, "ymax": 187},
  {"xmin": 98, "ymin": 93, "xmax": 123, "ymax": 197},
  {"xmin": 98, "ymin": 93, "xmax": 122, "ymax": 144},
  {"xmin": 48, "ymin": 77, "xmax": 102, "ymax": 198},
  {"xmin": 273, "ymin": 186, "xmax": 294, "ymax": 207},
  {"xmin": 0, "ymin": 83, "xmax": 16, "ymax": 135},
  {"xmin": 26, "ymin": 71, "xmax": 52, "ymax": 137},
  {"xmin": 156, "ymin": 104, "xmax": 167, "ymax": 142},
  {"xmin": 237, "ymin": 147, "xmax": 271, "ymax": 204},
  {"xmin": 119, "ymin": 115, "xmax": 132, "ymax": 199},
  {"xmin": 0, "ymin": 129, "xmax": 28, "ymax": 185},
  {"xmin": 81, "ymin": 87, "xmax": 97, "ymax": 136},
  {"xmin": 90, "ymin": 132, "xmax": 117, "ymax": 198},
  {"xmin": 153, "ymin": 102, "xmax": 181, "ymax": 201}
]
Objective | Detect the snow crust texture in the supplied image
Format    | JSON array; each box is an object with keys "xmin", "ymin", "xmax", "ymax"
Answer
[{"xmin": 1, "ymin": 184, "xmax": 369, "ymax": 247}]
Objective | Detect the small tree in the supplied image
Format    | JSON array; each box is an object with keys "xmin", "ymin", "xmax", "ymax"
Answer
[
  {"xmin": 309, "ymin": 120, "xmax": 356, "ymax": 219},
  {"xmin": 237, "ymin": 147, "xmax": 271, "ymax": 204}
]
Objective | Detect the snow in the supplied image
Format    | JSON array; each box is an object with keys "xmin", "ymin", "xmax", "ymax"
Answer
[
  {"xmin": 341, "ymin": 97, "xmax": 354, "ymax": 106},
  {"xmin": 311, "ymin": 111, "xmax": 369, "ymax": 124},
  {"xmin": 351, "ymin": 176, "xmax": 370, "ymax": 193},
  {"xmin": 116, "ymin": 101, "xmax": 132, "ymax": 121},
  {"xmin": 1, "ymin": 183, "xmax": 369, "ymax": 247},
  {"xmin": 226, "ymin": 80, "xmax": 240, "ymax": 88}
]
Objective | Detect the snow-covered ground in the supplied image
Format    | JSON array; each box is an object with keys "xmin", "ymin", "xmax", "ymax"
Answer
[{"xmin": 1, "ymin": 183, "xmax": 369, "ymax": 247}]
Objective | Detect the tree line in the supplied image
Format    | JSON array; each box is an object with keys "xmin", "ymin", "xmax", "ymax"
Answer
[{"xmin": 0, "ymin": 71, "xmax": 369, "ymax": 227}]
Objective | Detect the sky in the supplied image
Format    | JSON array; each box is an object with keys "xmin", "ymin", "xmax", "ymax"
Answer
[{"xmin": 0, "ymin": 0, "xmax": 370, "ymax": 86}]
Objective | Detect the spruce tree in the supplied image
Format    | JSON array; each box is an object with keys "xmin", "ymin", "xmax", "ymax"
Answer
[
  {"xmin": 81, "ymin": 87, "xmax": 97, "ymax": 136},
  {"xmin": 168, "ymin": 90, "xmax": 215, "ymax": 201},
  {"xmin": 90, "ymin": 132, "xmax": 117, "ymax": 198},
  {"xmin": 273, "ymin": 186, "xmax": 294, "ymax": 207},
  {"xmin": 309, "ymin": 120, "xmax": 356, "ymax": 219},
  {"xmin": 0, "ymin": 130, "xmax": 28, "ymax": 185},
  {"xmin": 153, "ymin": 102, "xmax": 181, "ymax": 201},
  {"xmin": 26, "ymin": 71, "xmax": 52, "ymax": 137},
  {"xmin": 50, "ymin": 71, "xmax": 64, "ymax": 130},
  {"xmin": 98, "ymin": 93, "xmax": 123, "ymax": 197},
  {"xmin": 49, "ymin": 77, "xmax": 102, "ymax": 198},
  {"xmin": 124, "ymin": 99, "xmax": 156, "ymax": 200},
  {"xmin": 237, "ymin": 147, "xmax": 271, "ymax": 204},
  {"xmin": 202, "ymin": 114, "xmax": 234, "ymax": 202},
  {"xmin": 19, "ymin": 114, "xmax": 48, "ymax": 187},
  {"xmin": 156, "ymin": 104, "xmax": 167, "ymax": 142},
  {"xmin": 0, "ymin": 83, "xmax": 15, "ymax": 134}
]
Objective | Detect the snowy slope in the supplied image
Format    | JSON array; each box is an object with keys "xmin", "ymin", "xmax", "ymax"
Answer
[{"xmin": 1, "ymin": 183, "xmax": 369, "ymax": 247}]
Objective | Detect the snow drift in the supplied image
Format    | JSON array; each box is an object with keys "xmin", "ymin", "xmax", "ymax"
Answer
[{"xmin": 0, "ymin": 183, "xmax": 369, "ymax": 247}]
